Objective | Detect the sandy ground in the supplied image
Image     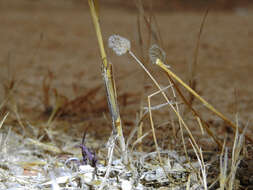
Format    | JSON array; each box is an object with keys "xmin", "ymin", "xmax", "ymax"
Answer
[
  {"xmin": 0, "ymin": 1, "xmax": 252, "ymax": 189},
  {"xmin": 0, "ymin": 0, "xmax": 252, "ymax": 149},
  {"xmin": 0, "ymin": 2, "xmax": 252, "ymax": 128}
]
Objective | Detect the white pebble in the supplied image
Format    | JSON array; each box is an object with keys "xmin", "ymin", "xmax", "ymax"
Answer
[
  {"xmin": 121, "ymin": 179, "xmax": 132, "ymax": 190},
  {"xmin": 83, "ymin": 172, "xmax": 94, "ymax": 184},
  {"xmin": 79, "ymin": 165, "xmax": 95, "ymax": 173}
]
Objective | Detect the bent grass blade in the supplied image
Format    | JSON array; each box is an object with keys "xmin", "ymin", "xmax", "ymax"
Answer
[{"xmin": 155, "ymin": 58, "xmax": 253, "ymax": 144}]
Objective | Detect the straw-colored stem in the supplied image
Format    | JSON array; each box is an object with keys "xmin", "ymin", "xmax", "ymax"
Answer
[
  {"xmin": 88, "ymin": 0, "xmax": 127, "ymax": 163},
  {"xmin": 164, "ymin": 72, "xmax": 223, "ymax": 149},
  {"xmin": 88, "ymin": 0, "xmax": 107, "ymax": 68},
  {"xmin": 0, "ymin": 112, "xmax": 9, "ymax": 129},
  {"xmin": 128, "ymin": 50, "xmax": 199, "ymax": 155},
  {"xmin": 156, "ymin": 58, "xmax": 253, "ymax": 144},
  {"xmin": 137, "ymin": 100, "xmax": 144, "ymax": 152},
  {"xmin": 148, "ymin": 95, "xmax": 162, "ymax": 164}
]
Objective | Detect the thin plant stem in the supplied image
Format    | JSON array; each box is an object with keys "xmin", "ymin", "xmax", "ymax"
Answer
[
  {"xmin": 128, "ymin": 50, "xmax": 199, "ymax": 162},
  {"xmin": 88, "ymin": 0, "xmax": 127, "ymax": 163},
  {"xmin": 164, "ymin": 73, "xmax": 223, "ymax": 149},
  {"xmin": 147, "ymin": 94, "xmax": 162, "ymax": 164},
  {"xmin": 156, "ymin": 58, "xmax": 253, "ymax": 144}
]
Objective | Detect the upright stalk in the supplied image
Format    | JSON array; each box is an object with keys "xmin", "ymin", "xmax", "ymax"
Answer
[{"xmin": 88, "ymin": 0, "xmax": 127, "ymax": 163}]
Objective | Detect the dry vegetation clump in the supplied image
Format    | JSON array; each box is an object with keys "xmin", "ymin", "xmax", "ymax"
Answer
[{"xmin": 0, "ymin": 0, "xmax": 252, "ymax": 190}]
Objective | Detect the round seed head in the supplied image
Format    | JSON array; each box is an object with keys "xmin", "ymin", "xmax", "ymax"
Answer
[
  {"xmin": 149, "ymin": 44, "xmax": 166, "ymax": 64},
  {"xmin": 108, "ymin": 35, "xmax": 131, "ymax": 56}
]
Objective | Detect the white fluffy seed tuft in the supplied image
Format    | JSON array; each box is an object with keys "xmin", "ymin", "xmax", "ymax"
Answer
[
  {"xmin": 108, "ymin": 35, "xmax": 131, "ymax": 56},
  {"xmin": 149, "ymin": 44, "xmax": 166, "ymax": 64}
]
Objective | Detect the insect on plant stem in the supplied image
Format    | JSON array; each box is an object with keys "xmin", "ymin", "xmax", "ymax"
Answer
[{"xmin": 88, "ymin": 0, "xmax": 127, "ymax": 164}]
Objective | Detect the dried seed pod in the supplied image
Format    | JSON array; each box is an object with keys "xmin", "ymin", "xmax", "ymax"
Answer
[
  {"xmin": 108, "ymin": 35, "xmax": 131, "ymax": 56},
  {"xmin": 149, "ymin": 44, "xmax": 166, "ymax": 65}
]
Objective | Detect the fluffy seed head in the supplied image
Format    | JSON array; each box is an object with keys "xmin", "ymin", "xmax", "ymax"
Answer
[
  {"xmin": 108, "ymin": 35, "xmax": 131, "ymax": 56},
  {"xmin": 149, "ymin": 44, "xmax": 166, "ymax": 64}
]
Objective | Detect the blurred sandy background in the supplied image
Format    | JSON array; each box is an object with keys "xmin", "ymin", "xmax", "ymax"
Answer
[{"xmin": 0, "ymin": 0, "xmax": 252, "ymax": 142}]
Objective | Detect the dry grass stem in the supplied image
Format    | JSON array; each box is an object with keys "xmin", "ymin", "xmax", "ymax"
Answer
[
  {"xmin": 155, "ymin": 57, "xmax": 253, "ymax": 144},
  {"xmin": 149, "ymin": 44, "xmax": 223, "ymax": 149},
  {"xmin": 189, "ymin": 139, "xmax": 208, "ymax": 190},
  {"xmin": 0, "ymin": 112, "xmax": 9, "ymax": 129},
  {"xmin": 188, "ymin": 8, "xmax": 209, "ymax": 106},
  {"xmin": 88, "ymin": 0, "xmax": 127, "ymax": 163}
]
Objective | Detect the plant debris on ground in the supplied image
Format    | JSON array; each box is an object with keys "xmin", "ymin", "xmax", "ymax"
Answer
[{"xmin": 0, "ymin": 1, "xmax": 252, "ymax": 189}]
